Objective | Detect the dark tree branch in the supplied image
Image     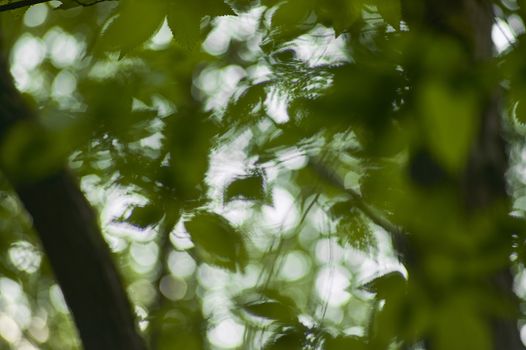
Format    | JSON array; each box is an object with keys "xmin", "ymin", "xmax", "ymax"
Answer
[
  {"xmin": 16, "ymin": 172, "xmax": 147, "ymax": 350},
  {"xmin": 71, "ymin": 0, "xmax": 110, "ymax": 6},
  {"xmin": 0, "ymin": 0, "xmax": 114, "ymax": 12},
  {"xmin": 308, "ymin": 158, "xmax": 409, "ymax": 257},
  {"xmin": 0, "ymin": 0, "xmax": 51, "ymax": 12},
  {"xmin": 308, "ymin": 158, "xmax": 403, "ymax": 236}
]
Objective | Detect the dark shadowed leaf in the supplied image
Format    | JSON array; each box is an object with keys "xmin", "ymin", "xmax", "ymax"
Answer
[
  {"xmin": 324, "ymin": 335, "xmax": 366, "ymax": 349},
  {"xmin": 243, "ymin": 300, "xmax": 296, "ymax": 322},
  {"xmin": 126, "ymin": 204, "xmax": 164, "ymax": 229},
  {"xmin": 375, "ymin": 0, "xmax": 401, "ymax": 28},
  {"xmin": 266, "ymin": 327, "xmax": 305, "ymax": 350},
  {"xmin": 223, "ymin": 83, "xmax": 267, "ymax": 125},
  {"xmin": 167, "ymin": 0, "xmax": 232, "ymax": 48},
  {"xmin": 315, "ymin": 0, "xmax": 364, "ymax": 34},
  {"xmin": 225, "ymin": 173, "xmax": 265, "ymax": 201},
  {"xmin": 237, "ymin": 288, "xmax": 299, "ymax": 323},
  {"xmin": 185, "ymin": 211, "xmax": 248, "ymax": 271},
  {"xmin": 363, "ymin": 271, "xmax": 406, "ymax": 299},
  {"xmin": 1, "ymin": 121, "xmax": 76, "ymax": 181},
  {"xmin": 328, "ymin": 201, "xmax": 354, "ymax": 219}
]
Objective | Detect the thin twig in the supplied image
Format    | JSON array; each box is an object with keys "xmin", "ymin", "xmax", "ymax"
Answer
[
  {"xmin": 0, "ymin": 0, "xmax": 113, "ymax": 12},
  {"xmin": 493, "ymin": 17, "xmax": 517, "ymax": 50},
  {"xmin": 72, "ymin": 0, "xmax": 111, "ymax": 6},
  {"xmin": 0, "ymin": 0, "xmax": 50, "ymax": 12}
]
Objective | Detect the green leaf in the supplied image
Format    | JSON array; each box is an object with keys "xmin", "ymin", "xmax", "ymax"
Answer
[
  {"xmin": 270, "ymin": 0, "xmax": 314, "ymax": 29},
  {"xmin": 224, "ymin": 83, "xmax": 267, "ymax": 125},
  {"xmin": 167, "ymin": 0, "xmax": 232, "ymax": 48},
  {"xmin": 237, "ymin": 289, "xmax": 299, "ymax": 323},
  {"xmin": 324, "ymin": 335, "xmax": 366, "ymax": 350},
  {"xmin": 329, "ymin": 200, "xmax": 359, "ymax": 219},
  {"xmin": 336, "ymin": 208, "xmax": 374, "ymax": 250},
  {"xmin": 185, "ymin": 211, "xmax": 248, "ymax": 271},
  {"xmin": 225, "ymin": 173, "xmax": 265, "ymax": 201},
  {"xmin": 419, "ymin": 82, "xmax": 478, "ymax": 172},
  {"xmin": 266, "ymin": 328, "xmax": 304, "ymax": 350},
  {"xmin": 98, "ymin": 0, "xmax": 166, "ymax": 54},
  {"xmin": 315, "ymin": 0, "xmax": 364, "ymax": 35},
  {"xmin": 363, "ymin": 271, "xmax": 406, "ymax": 299},
  {"xmin": 434, "ymin": 298, "xmax": 491, "ymax": 350},
  {"xmin": 0, "ymin": 121, "xmax": 75, "ymax": 182},
  {"xmin": 162, "ymin": 111, "xmax": 216, "ymax": 201},
  {"xmin": 229, "ymin": 0, "xmax": 257, "ymax": 12},
  {"xmin": 242, "ymin": 300, "xmax": 297, "ymax": 322},
  {"xmin": 126, "ymin": 204, "xmax": 164, "ymax": 229},
  {"xmin": 375, "ymin": 0, "xmax": 401, "ymax": 28}
]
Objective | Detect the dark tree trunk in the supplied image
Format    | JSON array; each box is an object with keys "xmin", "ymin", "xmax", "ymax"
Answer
[
  {"xmin": 0, "ymin": 28, "xmax": 146, "ymax": 350},
  {"xmin": 16, "ymin": 173, "xmax": 147, "ymax": 350}
]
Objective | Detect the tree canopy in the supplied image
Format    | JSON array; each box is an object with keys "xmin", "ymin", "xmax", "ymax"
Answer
[{"xmin": 0, "ymin": 0, "xmax": 525, "ymax": 349}]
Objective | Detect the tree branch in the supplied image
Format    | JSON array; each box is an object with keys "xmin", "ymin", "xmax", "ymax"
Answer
[
  {"xmin": 308, "ymin": 158, "xmax": 407, "ymax": 252},
  {"xmin": 0, "ymin": 21, "xmax": 145, "ymax": 350},
  {"xmin": 0, "ymin": 0, "xmax": 51, "ymax": 12},
  {"xmin": 16, "ymin": 172, "xmax": 147, "ymax": 350},
  {"xmin": 71, "ymin": 0, "xmax": 111, "ymax": 6},
  {"xmin": 0, "ymin": 0, "xmax": 114, "ymax": 12}
]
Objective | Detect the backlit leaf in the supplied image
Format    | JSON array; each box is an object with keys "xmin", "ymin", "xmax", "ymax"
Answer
[
  {"xmin": 99, "ymin": 0, "xmax": 166, "ymax": 53},
  {"xmin": 419, "ymin": 82, "xmax": 478, "ymax": 172},
  {"xmin": 336, "ymin": 207, "xmax": 374, "ymax": 250}
]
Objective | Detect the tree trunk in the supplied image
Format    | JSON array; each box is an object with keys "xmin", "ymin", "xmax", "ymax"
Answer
[
  {"xmin": 0, "ymin": 28, "xmax": 146, "ymax": 350},
  {"xmin": 402, "ymin": 0, "xmax": 524, "ymax": 349}
]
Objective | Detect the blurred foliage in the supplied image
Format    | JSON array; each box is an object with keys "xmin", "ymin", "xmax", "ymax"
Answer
[{"xmin": 0, "ymin": 0, "xmax": 526, "ymax": 349}]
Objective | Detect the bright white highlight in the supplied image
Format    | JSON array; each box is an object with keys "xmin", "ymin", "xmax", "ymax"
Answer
[
  {"xmin": 11, "ymin": 34, "xmax": 46, "ymax": 71},
  {"xmin": 262, "ymin": 187, "xmax": 299, "ymax": 233},
  {"xmin": 52, "ymin": 70, "xmax": 77, "ymax": 97},
  {"xmin": 44, "ymin": 28, "xmax": 84, "ymax": 68},
  {"xmin": 316, "ymin": 266, "xmax": 351, "ymax": 307},
  {"xmin": 208, "ymin": 319, "xmax": 245, "ymax": 348}
]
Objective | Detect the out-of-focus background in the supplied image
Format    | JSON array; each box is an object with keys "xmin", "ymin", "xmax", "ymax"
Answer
[{"xmin": 1, "ymin": 0, "xmax": 526, "ymax": 349}]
